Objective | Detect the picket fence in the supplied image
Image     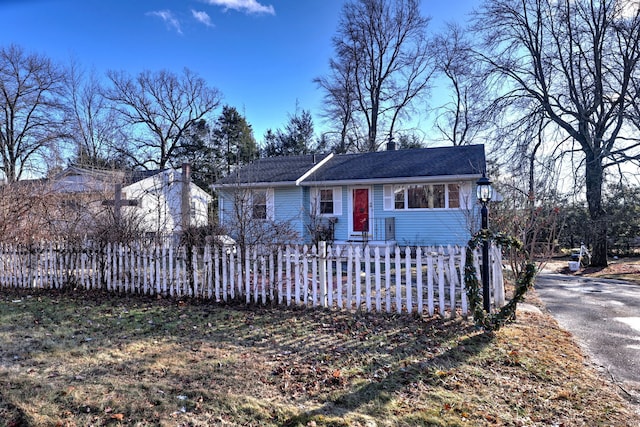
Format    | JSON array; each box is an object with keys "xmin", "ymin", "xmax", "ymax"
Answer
[{"xmin": 0, "ymin": 241, "xmax": 504, "ymax": 317}]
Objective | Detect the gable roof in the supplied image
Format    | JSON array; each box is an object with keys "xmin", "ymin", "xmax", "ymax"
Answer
[
  {"xmin": 216, "ymin": 144, "xmax": 486, "ymax": 187},
  {"xmin": 216, "ymin": 154, "xmax": 324, "ymax": 186}
]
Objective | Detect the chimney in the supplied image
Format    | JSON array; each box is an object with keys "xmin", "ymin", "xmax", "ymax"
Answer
[
  {"xmin": 386, "ymin": 135, "xmax": 395, "ymax": 151},
  {"xmin": 181, "ymin": 163, "xmax": 191, "ymax": 230}
]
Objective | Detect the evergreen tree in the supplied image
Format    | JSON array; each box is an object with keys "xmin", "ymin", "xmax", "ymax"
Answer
[
  {"xmin": 212, "ymin": 105, "xmax": 258, "ymax": 174},
  {"xmin": 263, "ymin": 109, "xmax": 315, "ymax": 156}
]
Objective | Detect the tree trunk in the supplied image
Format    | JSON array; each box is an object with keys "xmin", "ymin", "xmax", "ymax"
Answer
[{"xmin": 585, "ymin": 152, "xmax": 607, "ymax": 267}]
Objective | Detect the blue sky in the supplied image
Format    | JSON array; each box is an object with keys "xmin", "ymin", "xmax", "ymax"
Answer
[{"xmin": 0, "ymin": 0, "xmax": 480, "ymax": 143}]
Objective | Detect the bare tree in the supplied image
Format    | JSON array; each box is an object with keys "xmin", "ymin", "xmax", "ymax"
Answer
[
  {"xmin": 432, "ymin": 24, "xmax": 490, "ymax": 146},
  {"xmin": 314, "ymin": 58, "xmax": 359, "ymax": 153},
  {"xmin": 218, "ymin": 182, "xmax": 299, "ymax": 256},
  {"xmin": 63, "ymin": 60, "xmax": 125, "ymax": 168},
  {"xmin": 104, "ymin": 68, "xmax": 222, "ymax": 170},
  {"xmin": 473, "ymin": 0, "xmax": 640, "ymax": 266},
  {"xmin": 321, "ymin": 0, "xmax": 435, "ymax": 152},
  {"xmin": 0, "ymin": 44, "xmax": 66, "ymax": 182}
]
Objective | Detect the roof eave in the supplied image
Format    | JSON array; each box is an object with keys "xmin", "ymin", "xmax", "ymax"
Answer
[
  {"xmin": 299, "ymin": 173, "xmax": 483, "ymax": 187},
  {"xmin": 212, "ymin": 180, "xmax": 299, "ymax": 189}
]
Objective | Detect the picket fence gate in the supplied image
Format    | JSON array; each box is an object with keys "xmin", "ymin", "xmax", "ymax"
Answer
[{"xmin": 0, "ymin": 241, "xmax": 504, "ymax": 317}]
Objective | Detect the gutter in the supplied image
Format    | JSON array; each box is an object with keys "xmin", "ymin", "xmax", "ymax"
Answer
[
  {"xmin": 212, "ymin": 181, "xmax": 298, "ymax": 189},
  {"xmin": 297, "ymin": 173, "xmax": 483, "ymax": 187}
]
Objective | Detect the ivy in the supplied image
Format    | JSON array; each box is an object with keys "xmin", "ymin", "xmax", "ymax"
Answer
[{"xmin": 465, "ymin": 231, "xmax": 537, "ymax": 331}]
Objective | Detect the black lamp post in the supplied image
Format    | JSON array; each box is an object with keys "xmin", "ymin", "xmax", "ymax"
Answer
[{"xmin": 476, "ymin": 174, "xmax": 493, "ymax": 312}]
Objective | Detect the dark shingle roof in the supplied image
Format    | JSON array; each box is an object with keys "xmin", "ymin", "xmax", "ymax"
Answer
[
  {"xmin": 216, "ymin": 154, "xmax": 321, "ymax": 185},
  {"xmin": 305, "ymin": 145, "xmax": 485, "ymax": 183},
  {"xmin": 216, "ymin": 145, "xmax": 486, "ymax": 186}
]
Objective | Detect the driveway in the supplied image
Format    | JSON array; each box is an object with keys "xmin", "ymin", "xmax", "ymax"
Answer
[{"xmin": 535, "ymin": 273, "xmax": 640, "ymax": 411}]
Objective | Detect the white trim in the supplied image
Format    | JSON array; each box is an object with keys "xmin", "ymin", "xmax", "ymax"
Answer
[
  {"xmin": 299, "ymin": 174, "xmax": 482, "ymax": 187},
  {"xmin": 332, "ymin": 187, "xmax": 342, "ymax": 215},
  {"xmin": 295, "ymin": 153, "xmax": 334, "ymax": 186},
  {"xmin": 387, "ymin": 183, "xmax": 464, "ymax": 211},
  {"xmin": 310, "ymin": 186, "xmax": 343, "ymax": 216},
  {"xmin": 348, "ymin": 186, "xmax": 373, "ymax": 235},
  {"xmin": 213, "ymin": 181, "xmax": 296, "ymax": 189},
  {"xmin": 383, "ymin": 185, "xmax": 394, "ymax": 211}
]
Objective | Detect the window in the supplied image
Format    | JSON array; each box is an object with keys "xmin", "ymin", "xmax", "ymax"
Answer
[
  {"xmin": 319, "ymin": 189, "xmax": 334, "ymax": 214},
  {"xmin": 310, "ymin": 187, "xmax": 342, "ymax": 216},
  {"xmin": 190, "ymin": 201, "xmax": 197, "ymax": 223},
  {"xmin": 384, "ymin": 183, "xmax": 461, "ymax": 210},
  {"xmin": 394, "ymin": 186, "xmax": 405, "ymax": 209},
  {"xmin": 448, "ymin": 184, "xmax": 460, "ymax": 208},
  {"xmin": 252, "ymin": 189, "xmax": 267, "ymax": 220}
]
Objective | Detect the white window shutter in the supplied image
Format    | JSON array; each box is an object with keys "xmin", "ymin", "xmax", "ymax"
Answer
[
  {"xmin": 333, "ymin": 187, "xmax": 342, "ymax": 215},
  {"xmin": 383, "ymin": 185, "xmax": 393, "ymax": 211},
  {"xmin": 310, "ymin": 187, "xmax": 319, "ymax": 214},
  {"xmin": 266, "ymin": 188, "xmax": 275, "ymax": 220},
  {"xmin": 459, "ymin": 182, "xmax": 471, "ymax": 210}
]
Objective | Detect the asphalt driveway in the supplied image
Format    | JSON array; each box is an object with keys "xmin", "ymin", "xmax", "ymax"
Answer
[{"xmin": 535, "ymin": 272, "xmax": 640, "ymax": 411}]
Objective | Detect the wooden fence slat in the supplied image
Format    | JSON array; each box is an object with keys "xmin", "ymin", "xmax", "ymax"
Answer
[
  {"xmin": 285, "ymin": 246, "xmax": 292, "ymax": 306},
  {"xmin": 355, "ymin": 247, "xmax": 362, "ymax": 310},
  {"xmin": 294, "ymin": 247, "xmax": 301, "ymax": 305},
  {"xmin": 448, "ymin": 245, "xmax": 457, "ymax": 318},
  {"xmin": 374, "ymin": 247, "xmax": 381, "ymax": 313},
  {"xmin": 327, "ymin": 245, "xmax": 333, "ymax": 308},
  {"xmin": 245, "ymin": 248, "xmax": 251, "ymax": 304},
  {"xmin": 303, "ymin": 246, "xmax": 310, "ymax": 306},
  {"xmin": 0, "ymin": 241, "xmax": 500, "ymax": 319},
  {"xmin": 385, "ymin": 246, "xmax": 391, "ymax": 313},
  {"xmin": 438, "ymin": 250, "xmax": 446, "ymax": 316},
  {"xmin": 365, "ymin": 246, "xmax": 372, "ymax": 312},
  {"xmin": 416, "ymin": 247, "xmax": 423, "ymax": 314},
  {"xmin": 405, "ymin": 246, "xmax": 412, "ymax": 313},
  {"xmin": 394, "ymin": 246, "xmax": 402, "ymax": 314},
  {"xmin": 335, "ymin": 246, "xmax": 343, "ymax": 309},
  {"xmin": 253, "ymin": 248, "xmax": 259, "ymax": 304},
  {"xmin": 346, "ymin": 246, "xmax": 353, "ymax": 309},
  {"xmin": 260, "ymin": 255, "xmax": 267, "ymax": 304}
]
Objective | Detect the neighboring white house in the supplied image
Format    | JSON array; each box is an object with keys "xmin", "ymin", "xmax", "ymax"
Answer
[
  {"xmin": 50, "ymin": 164, "xmax": 211, "ymax": 237},
  {"xmin": 122, "ymin": 167, "xmax": 211, "ymax": 235}
]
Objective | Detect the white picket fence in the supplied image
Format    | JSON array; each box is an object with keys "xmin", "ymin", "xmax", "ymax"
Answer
[{"xmin": 0, "ymin": 241, "xmax": 504, "ymax": 317}]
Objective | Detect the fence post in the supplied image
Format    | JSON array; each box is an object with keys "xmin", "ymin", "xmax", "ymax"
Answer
[{"xmin": 319, "ymin": 241, "xmax": 327, "ymax": 308}]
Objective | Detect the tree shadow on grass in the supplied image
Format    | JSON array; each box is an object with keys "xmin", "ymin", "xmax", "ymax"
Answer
[
  {"xmin": 0, "ymin": 392, "xmax": 30, "ymax": 427},
  {"xmin": 280, "ymin": 329, "xmax": 495, "ymax": 426}
]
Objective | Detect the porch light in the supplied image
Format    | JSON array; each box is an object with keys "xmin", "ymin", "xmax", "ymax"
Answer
[
  {"xmin": 476, "ymin": 175, "xmax": 493, "ymax": 204},
  {"xmin": 476, "ymin": 174, "xmax": 493, "ymax": 313}
]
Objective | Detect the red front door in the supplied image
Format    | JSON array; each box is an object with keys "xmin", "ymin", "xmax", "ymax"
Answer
[{"xmin": 353, "ymin": 189, "xmax": 369, "ymax": 232}]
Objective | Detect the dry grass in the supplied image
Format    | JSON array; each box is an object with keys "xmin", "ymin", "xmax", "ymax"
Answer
[{"xmin": 0, "ymin": 288, "xmax": 638, "ymax": 426}]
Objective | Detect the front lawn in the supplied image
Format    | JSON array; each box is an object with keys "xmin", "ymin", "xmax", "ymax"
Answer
[{"xmin": 0, "ymin": 289, "xmax": 637, "ymax": 426}]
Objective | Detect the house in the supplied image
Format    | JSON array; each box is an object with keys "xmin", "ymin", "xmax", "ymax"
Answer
[
  {"xmin": 49, "ymin": 164, "xmax": 211, "ymax": 237},
  {"xmin": 214, "ymin": 145, "xmax": 486, "ymax": 247}
]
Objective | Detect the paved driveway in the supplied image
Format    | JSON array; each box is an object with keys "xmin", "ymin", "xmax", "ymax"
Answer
[{"xmin": 535, "ymin": 273, "xmax": 640, "ymax": 411}]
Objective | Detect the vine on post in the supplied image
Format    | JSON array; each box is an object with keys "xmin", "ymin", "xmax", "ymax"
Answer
[{"xmin": 465, "ymin": 231, "xmax": 537, "ymax": 331}]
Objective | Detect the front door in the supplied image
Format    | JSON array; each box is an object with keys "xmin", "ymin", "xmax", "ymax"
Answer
[{"xmin": 352, "ymin": 188, "xmax": 369, "ymax": 233}]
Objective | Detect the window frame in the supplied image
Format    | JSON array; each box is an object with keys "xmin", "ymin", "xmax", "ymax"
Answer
[
  {"xmin": 385, "ymin": 183, "xmax": 461, "ymax": 211},
  {"xmin": 310, "ymin": 187, "xmax": 342, "ymax": 217},
  {"xmin": 248, "ymin": 188, "xmax": 274, "ymax": 221}
]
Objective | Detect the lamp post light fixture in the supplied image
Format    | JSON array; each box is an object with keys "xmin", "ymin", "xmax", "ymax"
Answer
[{"xmin": 476, "ymin": 174, "xmax": 493, "ymax": 312}]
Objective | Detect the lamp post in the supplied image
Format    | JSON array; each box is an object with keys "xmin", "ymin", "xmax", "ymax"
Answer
[{"xmin": 476, "ymin": 174, "xmax": 493, "ymax": 312}]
